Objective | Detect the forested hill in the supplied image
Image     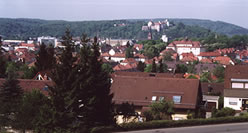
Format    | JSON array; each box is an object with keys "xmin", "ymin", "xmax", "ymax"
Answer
[
  {"xmin": 168, "ymin": 18, "xmax": 248, "ymax": 36},
  {"xmin": 0, "ymin": 18, "xmax": 247, "ymax": 40}
]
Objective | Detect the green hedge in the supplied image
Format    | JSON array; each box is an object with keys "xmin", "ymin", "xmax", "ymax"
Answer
[
  {"xmin": 120, "ymin": 116, "xmax": 248, "ymax": 131},
  {"xmin": 91, "ymin": 116, "xmax": 248, "ymax": 132}
]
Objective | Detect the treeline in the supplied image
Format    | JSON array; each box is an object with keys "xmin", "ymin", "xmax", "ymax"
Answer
[
  {"xmin": 1, "ymin": 18, "xmax": 247, "ymax": 40},
  {"xmin": 0, "ymin": 30, "xmax": 115, "ymax": 133}
]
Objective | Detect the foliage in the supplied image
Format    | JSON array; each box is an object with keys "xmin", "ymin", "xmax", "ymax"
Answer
[
  {"xmin": 44, "ymin": 29, "xmax": 77, "ymax": 132},
  {"xmin": 144, "ymin": 64, "xmax": 152, "ymax": 72},
  {"xmin": 102, "ymin": 63, "xmax": 114, "ymax": 74},
  {"xmin": 175, "ymin": 64, "xmax": 188, "ymax": 73},
  {"xmin": 162, "ymin": 52, "xmax": 174, "ymax": 62},
  {"xmin": 200, "ymin": 72, "xmax": 212, "ymax": 83},
  {"xmin": 218, "ymin": 96, "xmax": 224, "ymax": 110},
  {"xmin": 0, "ymin": 71, "xmax": 23, "ymax": 127},
  {"xmin": 212, "ymin": 107, "xmax": 235, "ymax": 118},
  {"xmin": 136, "ymin": 61, "xmax": 145, "ymax": 72},
  {"xmin": 13, "ymin": 90, "xmax": 50, "ymax": 132},
  {"xmin": 120, "ymin": 116, "xmax": 248, "ymax": 131},
  {"xmin": 125, "ymin": 42, "xmax": 134, "ymax": 58},
  {"xmin": 151, "ymin": 59, "xmax": 157, "ymax": 73},
  {"xmin": 73, "ymin": 35, "xmax": 115, "ymax": 131},
  {"xmin": 116, "ymin": 102, "xmax": 137, "ymax": 123},
  {"xmin": 158, "ymin": 60, "xmax": 167, "ymax": 73},
  {"xmin": 145, "ymin": 100, "xmax": 174, "ymax": 121},
  {"xmin": 20, "ymin": 65, "xmax": 37, "ymax": 79},
  {"xmin": 213, "ymin": 66, "xmax": 225, "ymax": 79},
  {"xmin": 35, "ymin": 43, "xmax": 56, "ymax": 72},
  {"xmin": 0, "ymin": 36, "xmax": 6, "ymax": 78}
]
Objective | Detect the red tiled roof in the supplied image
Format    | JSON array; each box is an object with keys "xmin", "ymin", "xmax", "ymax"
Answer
[
  {"xmin": 213, "ymin": 56, "xmax": 232, "ymax": 65},
  {"xmin": 200, "ymin": 58, "xmax": 213, "ymax": 63},
  {"xmin": 215, "ymin": 48, "xmax": 235, "ymax": 54},
  {"xmin": 133, "ymin": 44, "xmax": 143, "ymax": 50},
  {"xmin": 111, "ymin": 74, "xmax": 201, "ymax": 109},
  {"xmin": 198, "ymin": 52, "xmax": 221, "ymax": 57},
  {"xmin": 113, "ymin": 62, "xmax": 138, "ymax": 71},
  {"xmin": 134, "ymin": 53, "xmax": 145, "ymax": 58},
  {"xmin": 0, "ymin": 79, "xmax": 53, "ymax": 96},
  {"xmin": 20, "ymin": 43, "xmax": 35, "ymax": 47},
  {"xmin": 167, "ymin": 40, "xmax": 201, "ymax": 48},
  {"xmin": 181, "ymin": 52, "xmax": 194, "ymax": 57},
  {"xmin": 181, "ymin": 56, "xmax": 198, "ymax": 62},
  {"xmin": 122, "ymin": 58, "xmax": 137, "ymax": 64}
]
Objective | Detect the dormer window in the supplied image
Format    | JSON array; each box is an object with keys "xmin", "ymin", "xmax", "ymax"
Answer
[
  {"xmin": 173, "ymin": 96, "xmax": 181, "ymax": 103},
  {"xmin": 152, "ymin": 96, "xmax": 157, "ymax": 101}
]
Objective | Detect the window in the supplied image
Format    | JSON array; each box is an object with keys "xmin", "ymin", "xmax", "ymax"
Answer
[
  {"xmin": 159, "ymin": 97, "xmax": 165, "ymax": 101},
  {"xmin": 229, "ymin": 98, "xmax": 238, "ymax": 105},
  {"xmin": 245, "ymin": 83, "xmax": 248, "ymax": 89},
  {"xmin": 152, "ymin": 96, "xmax": 157, "ymax": 101},
  {"xmin": 173, "ymin": 96, "xmax": 181, "ymax": 103},
  {"xmin": 232, "ymin": 83, "xmax": 244, "ymax": 88}
]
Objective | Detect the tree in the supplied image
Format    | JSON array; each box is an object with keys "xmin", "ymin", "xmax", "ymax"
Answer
[
  {"xmin": 136, "ymin": 61, "xmax": 145, "ymax": 72},
  {"xmin": 102, "ymin": 63, "xmax": 114, "ymax": 74},
  {"xmin": 74, "ymin": 35, "xmax": 114, "ymax": 131},
  {"xmin": 213, "ymin": 66, "xmax": 225, "ymax": 79},
  {"xmin": 151, "ymin": 59, "xmax": 157, "ymax": 73},
  {"xmin": 45, "ymin": 29, "xmax": 77, "ymax": 132},
  {"xmin": 0, "ymin": 36, "xmax": 6, "ymax": 78},
  {"xmin": 158, "ymin": 59, "xmax": 167, "ymax": 73},
  {"xmin": 125, "ymin": 42, "xmax": 134, "ymax": 58},
  {"xmin": 13, "ymin": 90, "xmax": 50, "ymax": 133},
  {"xmin": 163, "ymin": 52, "xmax": 173, "ymax": 61},
  {"xmin": 175, "ymin": 64, "xmax": 188, "ymax": 73},
  {"xmin": 144, "ymin": 64, "xmax": 152, "ymax": 72},
  {"xmin": 35, "ymin": 43, "xmax": 55, "ymax": 72},
  {"xmin": 116, "ymin": 102, "xmax": 137, "ymax": 123},
  {"xmin": 0, "ymin": 71, "xmax": 23, "ymax": 127},
  {"xmin": 148, "ymin": 100, "xmax": 174, "ymax": 120}
]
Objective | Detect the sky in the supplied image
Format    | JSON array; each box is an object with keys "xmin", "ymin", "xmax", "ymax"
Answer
[{"xmin": 0, "ymin": 0, "xmax": 248, "ymax": 28}]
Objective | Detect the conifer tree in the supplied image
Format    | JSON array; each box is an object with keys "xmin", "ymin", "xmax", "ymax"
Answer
[
  {"xmin": 47, "ymin": 29, "xmax": 77, "ymax": 132},
  {"xmin": 35, "ymin": 43, "xmax": 56, "ymax": 72},
  {"xmin": 158, "ymin": 59, "xmax": 164, "ymax": 73},
  {"xmin": 75, "ymin": 36, "xmax": 114, "ymax": 130},
  {"xmin": 0, "ymin": 36, "xmax": 6, "ymax": 78},
  {"xmin": 151, "ymin": 59, "xmax": 157, "ymax": 73},
  {"xmin": 137, "ymin": 61, "xmax": 145, "ymax": 72},
  {"xmin": 0, "ymin": 70, "xmax": 23, "ymax": 127}
]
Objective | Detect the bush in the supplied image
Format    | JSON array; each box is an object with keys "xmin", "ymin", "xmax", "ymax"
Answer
[
  {"xmin": 212, "ymin": 107, "xmax": 235, "ymax": 118},
  {"xmin": 120, "ymin": 116, "xmax": 248, "ymax": 131}
]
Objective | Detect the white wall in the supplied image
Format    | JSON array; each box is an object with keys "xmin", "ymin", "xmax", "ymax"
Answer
[{"xmin": 224, "ymin": 97, "xmax": 242, "ymax": 110}]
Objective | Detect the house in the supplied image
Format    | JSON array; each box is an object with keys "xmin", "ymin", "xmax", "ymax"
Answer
[
  {"xmin": 201, "ymin": 83, "xmax": 224, "ymax": 118},
  {"xmin": 0, "ymin": 79, "xmax": 53, "ymax": 96},
  {"xmin": 166, "ymin": 39, "xmax": 205, "ymax": 57},
  {"xmin": 33, "ymin": 70, "xmax": 52, "ymax": 81},
  {"xmin": 198, "ymin": 52, "xmax": 222, "ymax": 60},
  {"xmin": 111, "ymin": 72, "xmax": 202, "ymax": 122},
  {"xmin": 224, "ymin": 65, "xmax": 248, "ymax": 111},
  {"xmin": 213, "ymin": 56, "xmax": 234, "ymax": 66}
]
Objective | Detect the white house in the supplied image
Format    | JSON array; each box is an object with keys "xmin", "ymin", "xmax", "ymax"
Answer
[
  {"xmin": 224, "ymin": 65, "xmax": 248, "ymax": 111},
  {"xmin": 166, "ymin": 39, "xmax": 205, "ymax": 57}
]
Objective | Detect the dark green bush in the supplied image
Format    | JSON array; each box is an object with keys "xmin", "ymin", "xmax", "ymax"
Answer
[
  {"xmin": 212, "ymin": 107, "xmax": 235, "ymax": 118},
  {"xmin": 120, "ymin": 116, "xmax": 248, "ymax": 131}
]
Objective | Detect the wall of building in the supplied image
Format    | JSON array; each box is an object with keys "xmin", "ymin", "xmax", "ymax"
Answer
[{"xmin": 224, "ymin": 97, "xmax": 243, "ymax": 110}]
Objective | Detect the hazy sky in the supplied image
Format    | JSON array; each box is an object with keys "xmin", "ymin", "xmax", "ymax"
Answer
[{"xmin": 0, "ymin": 0, "xmax": 247, "ymax": 28}]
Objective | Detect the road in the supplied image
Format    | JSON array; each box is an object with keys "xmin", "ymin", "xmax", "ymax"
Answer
[{"xmin": 115, "ymin": 122, "xmax": 248, "ymax": 133}]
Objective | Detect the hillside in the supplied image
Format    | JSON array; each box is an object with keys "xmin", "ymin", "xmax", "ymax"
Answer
[
  {"xmin": 169, "ymin": 18, "xmax": 248, "ymax": 36},
  {"xmin": 0, "ymin": 18, "xmax": 247, "ymax": 40}
]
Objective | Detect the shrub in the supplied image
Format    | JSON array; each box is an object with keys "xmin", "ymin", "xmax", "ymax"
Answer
[
  {"xmin": 120, "ymin": 116, "xmax": 248, "ymax": 131},
  {"xmin": 213, "ymin": 107, "xmax": 235, "ymax": 118}
]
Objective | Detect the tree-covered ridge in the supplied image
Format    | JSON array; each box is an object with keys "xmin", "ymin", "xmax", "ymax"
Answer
[
  {"xmin": 169, "ymin": 18, "xmax": 248, "ymax": 36},
  {"xmin": 0, "ymin": 18, "xmax": 247, "ymax": 40}
]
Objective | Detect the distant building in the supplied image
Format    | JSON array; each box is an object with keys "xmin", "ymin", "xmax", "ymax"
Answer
[
  {"xmin": 166, "ymin": 39, "xmax": 205, "ymax": 57},
  {"xmin": 37, "ymin": 36, "xmax": 58, "ymax": 47},
  {"xmin": 161, "ymin": 35, "xmax": 168, "ymax": 43}
]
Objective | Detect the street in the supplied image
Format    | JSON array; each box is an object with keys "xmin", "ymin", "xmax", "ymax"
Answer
[{"xmin": 115, "ymin": 122, "xmax": 248, "ymax": 133}]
